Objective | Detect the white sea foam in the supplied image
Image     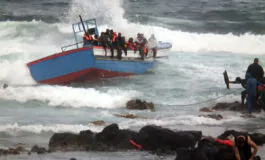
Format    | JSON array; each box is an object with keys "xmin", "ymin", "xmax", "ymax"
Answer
[
  {"xmin": 0, "ymin": 85, "xmax": 142, "ymax": 108},
  {"xmin": 0, "ymin": 123, "xmax": 103, "ymax": 135}
]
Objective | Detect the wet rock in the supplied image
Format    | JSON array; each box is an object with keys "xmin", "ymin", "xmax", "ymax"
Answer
[
  {"xmin": 2, "ymin": 83, "xmax": 8, "ymax": 89},
  {"xmin": 199, "ymin": 114, "xmax": 223, "ymax": 120},
  {"xmin": 133, "ymin": 125, "xmax": 202, "ymax": 152},
  {"xmin": 89, "ymin": 120, "xmax": 106, "ymax": 126},
  {"xmin": 96, "ymin": 123, "xmax": 137, "ymax": 149},
  {"xmin": 113, "ymin": 113, "xmax": 146, "ymax": 119},
  {"xmin": 199, "ymin": 107, "xmax": 214, "ymax": 112},
  {"xmin": 126, "ymin": 99, "xmax": 154, "ymax": 110},
  {"xmin": 212, "ymin": 101, "xmax": 261, "ymax": 113},
  {"xmin": 31, "ymin": 145, "xmax": 47, "ymax": 154},
  {"xmin": 176, "ymin": 138, "xmax": 235, "ymax": 160}
]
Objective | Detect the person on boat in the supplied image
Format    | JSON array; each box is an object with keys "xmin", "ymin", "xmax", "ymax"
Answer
[
  {"xmin": 121, "ymin": 36, "xmax": 127, "ymax": 56},
  {"xmin": 110, "ymin": 29, "xmax": 117, "ymax": 46},
  {"xmin": 83, "ymin": 33, "xmax": 93, "ymax": 46},
  {"xmin": 126, "ymin": 38, "xmax": 136, "ymax": 51},
  {"xmin": 135, "ymin": 33, "xmax": 146, "ymax": 60},
  {"xmin": 148, "ymin": 34, "xmax": 158, "ymax": 58},
  {"xmin": 99, "ymin": 32, "xmax": 108, "ymax": 56},
  {"xmin": 115, "ymin": 32, "xmax": 124, "ymax": 60},
  {"xmin": 105, "ymin": 29, "xmax": 114, "ymax": 57},
  {"xmin": 92, "ymin": 34, "xmax": 99, "ymax": 46},
  {"xmin": 246, "ymin": 58, "xmax": 264, "ymax": 83}
]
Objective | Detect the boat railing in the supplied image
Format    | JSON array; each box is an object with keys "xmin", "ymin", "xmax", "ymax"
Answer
[{"xmin": 61, "ymin": 41, "xmax": 85, "ymax": 52}]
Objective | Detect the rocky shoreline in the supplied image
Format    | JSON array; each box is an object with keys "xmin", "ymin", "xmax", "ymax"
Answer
[{"xmin": 1, "ymin": 101, "xmax": 264, "ymax": 159}]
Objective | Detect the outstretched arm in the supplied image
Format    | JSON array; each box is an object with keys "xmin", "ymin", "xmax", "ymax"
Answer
[
  {"xmin": 233, "ymin": 144, "xmax": 241, "ymax": 160},
  {"xmin": 248, "ymin": 136, "xmax": 258, "ymax": 160}
]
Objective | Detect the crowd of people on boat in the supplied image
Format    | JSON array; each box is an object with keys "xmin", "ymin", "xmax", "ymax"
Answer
[{"xmin": 83, "ymin": 29, "xmax": 158, "ymax": 60}]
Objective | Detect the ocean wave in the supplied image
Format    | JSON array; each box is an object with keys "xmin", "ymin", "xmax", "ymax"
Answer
[
  {"xmin": 0, "ymin": 85, "xmax": 142, "ymax": 108},
  {"xmin": 0, "ymin": 123, "xmax": 102, "ymax": 135}
]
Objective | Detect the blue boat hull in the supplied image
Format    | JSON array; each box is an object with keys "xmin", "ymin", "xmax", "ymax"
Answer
[{"xmin": 27, "ymin": 47, "xmax": 157, "ymax": 84}]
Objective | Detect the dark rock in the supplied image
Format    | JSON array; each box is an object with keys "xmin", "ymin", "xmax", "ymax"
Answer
[
  {"xmin": 199, "ymin": 114, "xmax": 223, "ymax": 120},
  {"xmin": 199, "ymin": 107, "xmax": 214, "ymax": 112},
  {"xmin": 31, "ymin": 145, "xmax": 47, "ymax": 154},
  {"xmin": 2, "ymin": 83, "xmax": 8, "ymax": 89},
  {"xmin": 134, "ymin": 125, "xmax": 201, "ymax": 151},
  {"xmin": 88, "ymin": 120, "xmax": 106, "ymax": 126},
  {"xmin": 126, "ymin": 99, "xmax": 154, "ymax": 110},
  {"xmin": 113, "ymin": 113, "xmax": 146, "ymax": 119},
  {"xmin": 176, "ymin": 138, "xmax": 235, "ymax": 160},
  {"xmin": 212, "ymin": 101, "xmax": 261, "ymax": 113},
  {"xmin": 96, "ymin": 123, "xmax": 137, "ymax": 149},
  {"xmin": 49, "ymin": 131, "xmax": 97, "ymax": 151}
]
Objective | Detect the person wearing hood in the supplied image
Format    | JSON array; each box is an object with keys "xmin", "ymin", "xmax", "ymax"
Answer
[{"xmin": 148, "ymin": 34, "xmax": 158, "ymax": 58}]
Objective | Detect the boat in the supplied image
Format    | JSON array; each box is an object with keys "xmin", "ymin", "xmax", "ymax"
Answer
[{"xmin": 27, "ymin": 16, "xmax": 162, "ymax": 85}]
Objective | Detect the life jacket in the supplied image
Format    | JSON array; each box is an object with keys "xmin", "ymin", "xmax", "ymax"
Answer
[
  {"xmin": 144, "ymin": 47, "xmax": 147, "ymax": 53},
  {"xmin": 258, "ymin": 84, "xmax": 265, "ymax": 95},
  {"xmin": 84, "ymin": 34, "xmax": 92, "ymax": 41},
  {"xmin": 126, "ymin": 42, "xmax": 135, "ymax": 50},
  {"xmin": 112, "ymin": 32, "xmax": 117, "ymax": 42}
]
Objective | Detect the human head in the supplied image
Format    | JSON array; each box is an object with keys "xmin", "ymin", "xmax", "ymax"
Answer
[
  {"xmin": 118, "ymin": 33, "xmax": 121, "ymax": 37},
  {"xmin": 254, "ymin": 58, "xmax": 259, "ymax": 64},
  {"xmin": 236, "ymin": 135, "xmax": 245, "ymax": 146}
]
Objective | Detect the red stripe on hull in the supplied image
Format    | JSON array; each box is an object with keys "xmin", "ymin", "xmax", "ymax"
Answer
[
  {"xmin": 38, "ymin": 68, "xmax": 135, "ymax": 84},
  {"xmin": 27, "ymin": 47, "xmax": 92, "ymax": 66},
  {"xmin": 39, "ymin": 68, "xmax": 94, "ymax": 84}
]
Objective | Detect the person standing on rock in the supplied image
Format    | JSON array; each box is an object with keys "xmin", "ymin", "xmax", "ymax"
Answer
[{"xmin": 246, "ymin": 58, "xmax": 264, "ymax": 84}]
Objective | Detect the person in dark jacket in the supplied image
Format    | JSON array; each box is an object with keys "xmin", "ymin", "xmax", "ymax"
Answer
[
  {"xmin": 115, "ymin": 33, "xmax": 124, "ymax": 60},
  {"xmin": 246, "ymin": 58, "xmax": 264, "ymax": 83},
  {"xmin": 232, "ymin": 135, "xmax": 259, "ymax": 160}
]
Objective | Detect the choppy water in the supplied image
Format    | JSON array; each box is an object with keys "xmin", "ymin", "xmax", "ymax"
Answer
[{"xmin": 0, "ymin": 0, "xmax": 265, "ymax": 159}]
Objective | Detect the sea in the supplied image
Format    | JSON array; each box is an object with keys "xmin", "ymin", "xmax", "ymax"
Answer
[{"xmin": 1, "ymin": 0, "xmax": 265, "ymax": 159}]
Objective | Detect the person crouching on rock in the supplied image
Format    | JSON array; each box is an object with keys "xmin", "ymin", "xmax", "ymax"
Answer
[
  {"xmin": 232, "ymin": 135, "xmax": 259, "ymax": 160},
  {"xmin": 205, "ymin": 134, "xmax": 260, "ymax": 160}
]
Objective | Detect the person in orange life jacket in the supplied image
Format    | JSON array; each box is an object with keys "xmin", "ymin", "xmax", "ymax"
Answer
[
  {"xmin": 110, "ymin": 29, "xmax": 117, "ymax": 46},
  {"xmin": 105, "ymin": 29, "xmax": 114, "ymax": 58},
  {"xmin": 83, "ymin": 33, "xmax": 93, "ymax": 46},
  {"xmin": 126, "ymin": 38, "xmax": 136, "ymax": 51},
  {"xmin": 142, "ymin": 34, "xmax": 148, "ymax": 56}
]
